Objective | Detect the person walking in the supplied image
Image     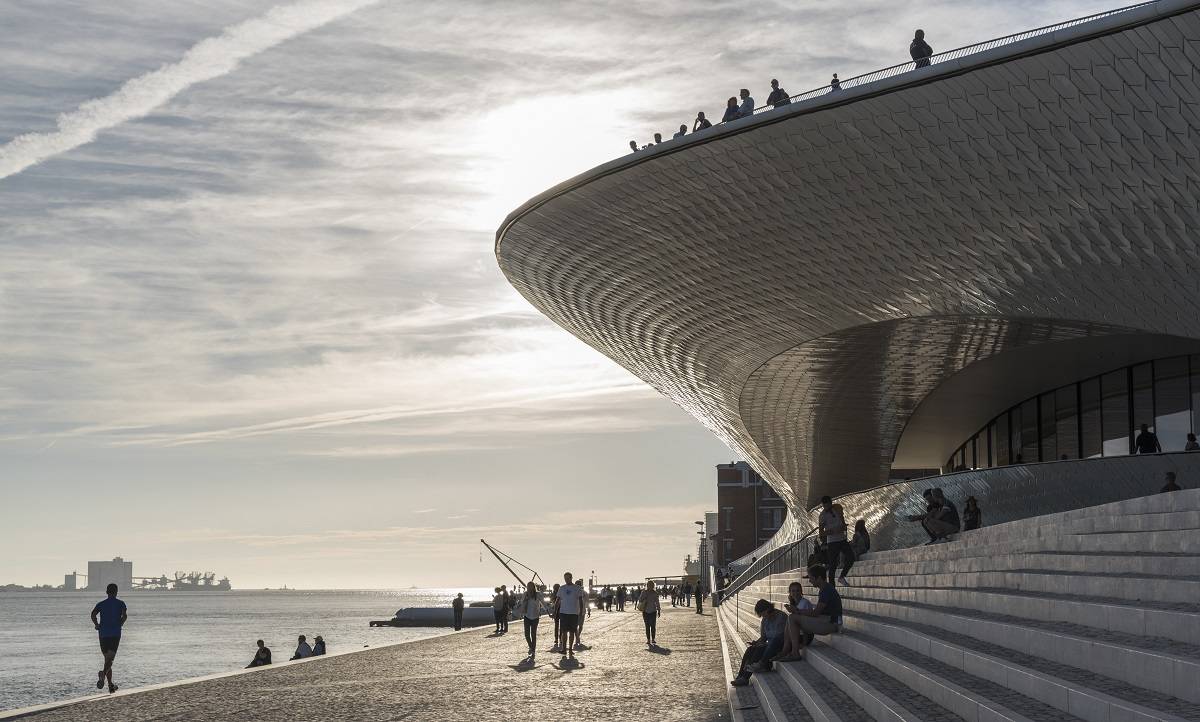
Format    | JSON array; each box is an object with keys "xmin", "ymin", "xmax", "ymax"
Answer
[
  {"xmin": 910, "ymin": 29, "xmax": 933, "ymax": 68},
  {"xmin": 519, "ymin": 581, "xmax": 542, "ymax": 659},
  {"xmin": 452, "ymin": 593, "xmax": 465, "ymax": 630},
  {"xmin": 767, "ymin": 78, "xmax": 790, "ymax": 108},
  {"xmin": 640, "ymin": 579, "xmax": 662, "ymax": 647},
  {"xmin": 617, "ymin": 584, "xmax": 627, "ymax": 611},
  {"xmin": 246, "ymin": 639, "xmax": 272, "ymax": 668},
  {"xmin": 574, "ymin": 579, "xmax": 589, "ymax": 645},
  {"xmin": 554, "ymin": 573, "xmax": 584, "ymax": 660},
  {"xmin": 1135, "ymin": 423, "xmax": 1162, "ymax": 454},
  {"xmin": 819, "ymin": 496, "xmax": 854, "ymax": 585},
  {"xmin": 550, "ymin": 583, "xmax": 562, "ymax": 649},
  {"xmin": 290, "ymin": 635, "xmax": 312, "ymax": 660},
  {"xmin": 90, "ymin": 583, "xmax": 127, "ymax": 694}
]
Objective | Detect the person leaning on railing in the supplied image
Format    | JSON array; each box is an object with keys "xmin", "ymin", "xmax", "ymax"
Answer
[
  {"xmin": 910, "ymin": 29, "xmax": 933, "ymax": 68},
  {"xmin": 767, "ymin": 79, "xmax": 790, "ymax": 108}
]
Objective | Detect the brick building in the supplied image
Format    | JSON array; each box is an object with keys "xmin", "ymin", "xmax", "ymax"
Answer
[{"xmin": 714, "ymin": 461, "xmax": 787, "ymax": 569}]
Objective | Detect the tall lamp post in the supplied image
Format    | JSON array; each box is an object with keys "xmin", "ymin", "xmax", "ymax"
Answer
[{"xmin": 694, "ymin": 521, "xmax": 706, "ymax": 614}]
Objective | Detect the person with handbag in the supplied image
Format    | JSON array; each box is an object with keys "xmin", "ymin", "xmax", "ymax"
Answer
[{"xmin": 638, "ymin": 579, "xmax": 662, "ymax": 647}]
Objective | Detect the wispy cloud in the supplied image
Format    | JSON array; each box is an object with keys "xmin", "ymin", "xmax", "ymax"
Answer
[{"xmin": 0, "ymin": 0, "xmax": 377, "ymax": 180}]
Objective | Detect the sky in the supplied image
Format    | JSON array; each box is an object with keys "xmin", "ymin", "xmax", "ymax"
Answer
[{"xmin": 0, "ymin": 0, "xmax": 1118, "ymax": 588}]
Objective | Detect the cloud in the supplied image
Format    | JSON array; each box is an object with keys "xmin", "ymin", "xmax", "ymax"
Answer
[{"xmin": 0, "ymin": 0, "xmax": 377, "ymax": 181}]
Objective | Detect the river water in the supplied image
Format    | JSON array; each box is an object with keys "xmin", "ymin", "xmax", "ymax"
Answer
[{"xmin": 0, "ymin": 588, "xmax": 495, "ymax": 711}]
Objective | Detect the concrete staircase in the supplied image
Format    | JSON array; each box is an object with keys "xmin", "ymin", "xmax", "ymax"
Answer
[{"xmin": 716, "ymin": 489, "xmax": 1200, "ymax": 722}]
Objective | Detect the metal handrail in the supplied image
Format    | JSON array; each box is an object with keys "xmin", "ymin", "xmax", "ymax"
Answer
[
  {"xmin": 719, "ymin": 528, "xmax": 819, "ymax": 601},
  {"xmin": 726, "ymin": 1, "xmax": 1156, "ymax": 119}
]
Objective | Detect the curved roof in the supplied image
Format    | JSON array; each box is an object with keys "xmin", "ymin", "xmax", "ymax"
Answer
[{"xmin": 496, "ymin": 0, "xmax": 1200, "ymax": 510}]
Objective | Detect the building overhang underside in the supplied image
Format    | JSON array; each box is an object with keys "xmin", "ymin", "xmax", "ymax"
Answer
[{"xmin": 496, "ymin": 0, "xmax": 1200, "ymax": 516}]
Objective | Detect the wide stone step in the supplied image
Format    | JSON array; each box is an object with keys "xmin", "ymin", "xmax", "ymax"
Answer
[
  {"xmin": 849, "ymin": 550, "xmax": 1200, "ymax": 578},
  {"xmin": 839, "ymin": 583, "xmax": 1200, "ymax": 646},
  {"xmin": 828, "ymin": 628, "xmax": 1084, "ymax": 722},
  {"xmin": 840, "ymin": 595, "xmax": 1200, "ymax": 704},
  {"xmin": 841, "ymin": 610, "xmax": 1200, "ymax": 722},
  {"xmin": 777, "ymin": 659, "xmax": 876, "ymax": 722},
  {"xmin": 845, "ymin": 568, "xmax": 1200, "ymax": 605},
  {"xmin": 805, "ymin": 643, "xmax": 964, "ymax": 722},
  {"xmin": 860, "ymin": 528, "xmax": 1200, "ymax": 566}
]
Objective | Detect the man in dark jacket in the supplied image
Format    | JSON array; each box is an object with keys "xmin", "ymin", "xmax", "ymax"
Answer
[
  {"xmin": 910, "ymin": 29, "xmax": 933, "ymax": 68},
  {"xmin": 767, "ymin": 79, "xmax": 790, "ymax": 108},
  {"xmin": 452, "ymin": 593, "xmax": 465, "ymax": 630}
]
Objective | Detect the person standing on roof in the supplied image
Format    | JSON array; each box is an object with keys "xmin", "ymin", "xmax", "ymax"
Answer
[
  {"xmin": 767, "ymin": 79, "xmax": 790, "ymax": 108},
  {"xmin": 737, "ymin": 88, "xmax": 755, "ymax": 118},
  {"xmin": 910, "ymin": 29, "xmax": 933, "ymax": 68}
]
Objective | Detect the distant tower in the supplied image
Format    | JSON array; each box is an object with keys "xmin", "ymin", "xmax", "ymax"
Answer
[{"xmin": 86, "ymin": 557, "xmax": 133, "ymax": 592}]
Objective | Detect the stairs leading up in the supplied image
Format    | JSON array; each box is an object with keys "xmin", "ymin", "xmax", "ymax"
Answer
[{"xmin": 716, "ymin": 489, "xmax": 1200, "ymax": 722}]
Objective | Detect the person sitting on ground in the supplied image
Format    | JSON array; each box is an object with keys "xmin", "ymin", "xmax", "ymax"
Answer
[
  {"xmin": 767, "ymin": 78, "xmax": 790, "ymax": 108},
  {"xmin": 730, "ymin": 599, "xmax": 787, "ymax": 686},
  {"xmin": 672, "ymin": 124, "xmax": 687, "ymax": 139},
  {"xmin": 1187, "ymin": 433, "xmax": 1200, "ymax": 451},
  {"xmin": 1161, "ymin": 471, "xmax": 1182, "ymax": 493},
  {"xmin": 830, "ymin": 73, "xmax": 841, "ymax": 91},
  {"xmin": 1135, "ymin": 423, "xmax": 1162, "ymax": 454},
  {"xmin": 737, "ymin": 88, "xmax": 755, "ymax": 118},
  {"xmin": 629, "ymin": 140, "xmax": 640, "ymax": 153},
  {"xmin": 770, "ymin": 581, "xmax": 813, "ymax": 662},
  {"xmin": 290, "ymin": 634, "xmax": 312, "ymax": 660},
  {"xmin": 910, "ymin": 29, "xmax": 933, "ymax": 68},
  {"xmin": 246, "ymin": 639, "xmax": 271, "ymax": 668},
  {"xmin": 851, "ymin": 519, "xmax": 870, "ymax": 558},
  {"xmin": 963, "ymin": 497, "xmax": 982, "ymax": 531},
  {"xmin": 721, "ymin": 96, "xmax": 740, "ymax": 123},
  {"xmin": 794, "ymin": 565, "xmax": 842, "ymax": 650},
  {"xmin": 693, "ymin": 112, "xmax": 712, "ymax": 131},
  {"xmin": 907, "ymin": 488, "xmax": 957, "ymax": 544},
  {"xmin": 312, "ymin": 635, "xmax": 326, "ymax": 656}
]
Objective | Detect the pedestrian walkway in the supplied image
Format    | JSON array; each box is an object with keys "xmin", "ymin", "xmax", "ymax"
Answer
[{"xmin": 14, "ymin": 608, "xmax": 728, "ymax": 721}]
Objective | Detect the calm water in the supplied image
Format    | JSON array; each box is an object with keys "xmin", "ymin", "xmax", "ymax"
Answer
[{"xmin": 0, "ymin": 588, "xmax": 494, "ymax": 712}]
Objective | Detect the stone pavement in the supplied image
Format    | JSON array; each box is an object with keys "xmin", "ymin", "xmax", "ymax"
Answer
[{"xmin": 18, "ymin": 607, "xmax": 728, "ymax": 722}]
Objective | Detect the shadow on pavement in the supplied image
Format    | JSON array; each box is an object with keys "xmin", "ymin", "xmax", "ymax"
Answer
[{"xmin": 647, "ymin": 645, "xmax": 672, "ymax": 655}]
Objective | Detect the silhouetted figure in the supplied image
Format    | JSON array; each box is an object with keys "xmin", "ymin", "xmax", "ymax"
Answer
[
  {"xmin": 500, "ymin": 585, "xmax": 511, "ymax": 633},
  {"xmin": 312, "ymin": 636, "xmax": 326, "ymax": 656},
  {"xmin": 246, "ymin": 639, "xmax": 271, "ymax": 668},
  {"xmin": 730, "ymin": 599, "xmax": 787, "ymax": 685},
  {"xmin": 629, "ymin": 140, "xmax": 639, "ymax": 153},
  {"xmin": 1135, "ymin": 424, "xmax": 1162, "ymax": 454},
  {"xmin": 767, "ymin": 79, "xmax": 790, "ymax": 108},
  {"xmin": 653, "ymin": 132, "xmax": 663, "ymax": 145},
  {"xmin": 910, "ymin": 29, "xmax": 933, "ymax": 68},
  {"xmin": 819, "ymin": 496, "xmax": 854, "ymax": 585},
  {"xmin": 672, "ymin": 124, "xmax": 687, "ymax": 139},
  {"xmin": 907, "ymin": 488, "xmax": 958, "ymax": 544},
  {"xmin": 1162, "ymin": 471, "xmax": 1182, "ymax": 493},
  {"xmin": 452, "ymin": 593, "xmax": 464, "ymax": 630},
  {"xmin": 830, "ymin": 73, "xmax": 841, "ymax": 91},
  {"xmin": 694, "ymin": 112, "xmax": 712, "ymax": 131},
  {"xmin": 519, "ymin": 582, "xmax": 541, "ymax": 659},
  {"xmin": 90, "ymin": 583, "xmax": 127, "ymax": 694},
  {"xmin": 721, "ymin": 97, "xmax": 740, "ymax": 123},
  {"xmin": 616, "ymin": 584, "xmax": 627, "ymax": 611},
  {"xmin": 554, "ymin": 573, "xmax": 584, "ymax": 659},
  {"xmin": 492, "ymin": 587, "xmax": 505, "ymax": 633},
  {"xmin": 738, "ymin": 88, "xmax": 755, "ymax": 118},
  {"xmin": 1187, "ymin": 433, "xmax": 1200, "ymax": 451},
  {"xmin": 290, "ymin": 635, "xmax": 312, "ymax": 660},
  {"xmin": 963, "ymin": 496, "xmax": 982, "ymax": 531},
  {"xmin": 851, "ymin": 519, "xmax": 870, "ymax": 557},
  {"xmin": 640, "ymin": 579, "xmax": 662, "ymax": 645}
]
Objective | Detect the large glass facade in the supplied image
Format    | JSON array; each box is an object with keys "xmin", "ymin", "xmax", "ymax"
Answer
[{"xmin": 945, "ymin": 354, "xmax": 1200, "ymax": 470}]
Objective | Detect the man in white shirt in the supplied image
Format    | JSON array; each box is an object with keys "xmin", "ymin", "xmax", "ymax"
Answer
[{"xmin": 554, "ymin": 572, "xmax": 583, "ymax": 660}]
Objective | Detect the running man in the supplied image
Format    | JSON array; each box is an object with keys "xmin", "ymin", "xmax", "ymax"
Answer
[
  {"xmin": 90, "ymin": 583, "xmax": 127, "ymax": 694},
  {"xmin": 555, "ymin": 572, "xmax": 583, "ymax": 660}
]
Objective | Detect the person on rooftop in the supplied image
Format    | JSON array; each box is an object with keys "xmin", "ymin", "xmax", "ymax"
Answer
[
  {"xmin": 672, "ymin": 124, "xmax": 687, "ymax": 139},
  {"xmin": 910, "ymin": 29, "xmax": 933, "ymax": 68},
  {"xmin": 694, "ymin": 111, "xmax": 712, "ymax": 131},
  {"xmin": 767, "ymin": 79, "xmax": 790, "ymax": 108},
  {"xmin": 1135, "ymin": 423, "xmax": 1162, "ymax": 454},
  {"xmin": 830, "ymin": 73, "xmax": 841, "ymax": 91},
  {"xmin": 721, "ymin": 97, "xmax": 740, "ymax": 123},
  {"xmin": 629, "ymin": 140, "xmax": 640, "ymax": 153},
  {"xmin": 738, "ymin": 88, "xmax": 755, "ymax": 118},
  {"xmin": 653, "ymin": 132, "xmax": 663, "ymax": 145}
]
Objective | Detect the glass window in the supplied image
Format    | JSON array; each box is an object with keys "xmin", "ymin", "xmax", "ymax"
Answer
[
  {"xmin": 1081, "ymin": 378, "xmax": 1102, "ymax": 458},
  {"xmin": 1020, "ymin": 398, "xmax": 1039, "ymax": 463},
  {"xmin": 976, "ymin": 430, "xmax": 991, "ymax": 468},
  {"xmin": 1155, "ymin": 357, "xmax": 1190, "ymax": 451},
  {"xmin": 1009, "ymin": 406, "xmax": 1024, "ymax": 463},
  {"xmin": 994, "ymin": 414, "xmax": 1011, "ymax": 466},
  {"xmin": 1039, "ymin": 392, "xmax": 1056, "ymax": 462},
  {"xmin": 1102, "ymin": 370, "xmax": 1130, "ymax": 456},
  {"xmin": 1132, "ymin": 363, "xmax": 1155, "ymax": 437},
  {"xmin": 1055, "ymin": 385, "xmax": 1079, "ymax": 460},
  {"xmin": 722, "ymin": 507, "xmax": 734, "ymax": 532}
]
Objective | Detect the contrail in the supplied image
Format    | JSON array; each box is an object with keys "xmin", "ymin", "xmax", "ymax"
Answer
[{"xmin": 0, "ymin": 0, "xmax": 378, "ymax": 181}]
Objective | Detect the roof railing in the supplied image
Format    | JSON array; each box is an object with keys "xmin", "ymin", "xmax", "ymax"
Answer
[{"xmin": 733, "ymin": 0, "xmax": 1157, "ymax": 118}]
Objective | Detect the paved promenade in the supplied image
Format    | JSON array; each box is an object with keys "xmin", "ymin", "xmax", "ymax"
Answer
[{"xmin": 17, "ymin": 607, "xmax": 727, "ymax": 722}]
